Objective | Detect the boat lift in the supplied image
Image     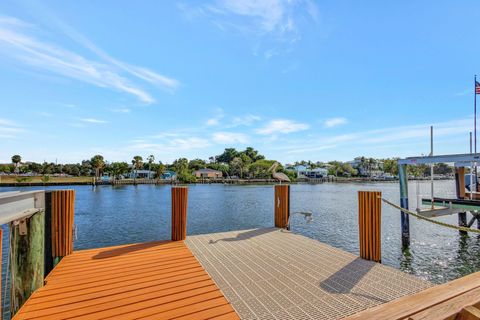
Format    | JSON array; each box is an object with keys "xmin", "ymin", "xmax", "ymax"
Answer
[{"xmin": 397, "ymin": 152, "xmax": 480, "ymax": 247}]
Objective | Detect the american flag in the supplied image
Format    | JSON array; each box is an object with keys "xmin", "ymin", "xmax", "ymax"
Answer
[{"xmin": 476, "ymin": 80, "xmax": 480, "ymax": 94}]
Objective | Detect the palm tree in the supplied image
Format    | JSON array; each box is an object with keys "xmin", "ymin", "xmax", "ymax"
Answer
[
  {"xmin": 157, "ymin": 161, "xmax": 166, "ymax": 179},
  {"xmin": 132, "ymin": 156, "xmax": 143, "ymax": 183},
  {"xmin": 147, "ymin": 155, "xmax": 155, "ymax": 179},
  {"xmin": 11, "ymin": 155, "xmax": 21, "ymax": 173},
  {"xmin": 90, "ymin": 155, "xmax": 105, "ymax": 178}
]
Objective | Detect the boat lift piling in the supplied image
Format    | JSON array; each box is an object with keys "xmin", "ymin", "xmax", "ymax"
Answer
[{"xmin": 398, "ymin": 164, "xmax": 410, "ymax": 247}]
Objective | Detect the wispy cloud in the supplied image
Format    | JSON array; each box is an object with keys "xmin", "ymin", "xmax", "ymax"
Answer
[
  {"xmin": 206, "ymin": 108, "xmax": 225, "ymax": 126},
  {"xmin": 212, "ymin": 131, "xmax": 249, "ymax": 144},
  {"xmin": 0, "ymin": 15, "xmax": 179, "ymax": 104},
  {"xmin": 229, "ymin": 114, "xmax": 261, "ymax": 127},
  {"xmin": 0, "ymin": 118, "xmax": 25, "ymax": 138},
  {"xmin": 80, "ymin": 118, "xmax": 108, "ymax": 124},
  {"xmin": 324, "ymin": 117, "xmax": 348, "ymax": 128},
  {"xmin": 455, "ymin": 88, "xmax": 471, "ymax": 96},
  {"xmin": 275, "ymin": 118, "xmax": 473, "ymax": 156},
  {"xmin": 179, "ymin": 0, "xmax": 319, "ymax": 57},
  {"xmin": 129, "ymin": 137, "xmax": 210, "ymax": 153},
  {"xmin": 109, "ymin": 107, "xmax": 131, "ymax": 113},
  {"xmin": 256, "ymin": 119, "xmax": 309, "ymax": 135}
]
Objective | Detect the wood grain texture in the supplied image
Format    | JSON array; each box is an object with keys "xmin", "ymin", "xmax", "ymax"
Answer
[
  {"xmin": 172, "ymin": 187, "xmax": 188, "ymax": 241},
  {"xmin": 10, "ymin": 212, "xmax": 44, "ymax": 316},
  {"xmin": 358, "ymin": 191, "xmax": 381, "ymax": 262},
  {"xmin": 13, "ymin": 240, "xmax": 239, "ymax": 320},
  {"xmin": 344, "ymin": 271, "xmax": 480, "ymax": 320},
  {"xmin": 274, "ymin": 185, "xmax": 290, "ymax": 229},
  {"xmin": 50, "ymin": 190, "xmax": 75, "ymax": 258}
]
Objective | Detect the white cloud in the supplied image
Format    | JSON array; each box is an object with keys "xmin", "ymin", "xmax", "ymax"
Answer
[
  {"xmin": 219, "ymin": 0, "xmax": 286, "ymax": 32},
  {"xmin": 256, "ymin": 119, "xmax": 309, "ymax": 135},
  {"xmin": 229, "ymin": 114, "xmax": 261, "ymax": 127},
  {"xmin": 80, "ymin": 118, "xmax": 108, "ymax": 124},
  {"xmin": 207, "ymin": 118, "xmax": 220, "ymax": 126},
  {"xmin": 274, "ymin": 118, "xmax": 473, "ymax": 156},
  {"xmin": 212, "ymin": 132, "xmax": 249, "ymax": 144},
  {"xmin": 324, "ymin": 117, "xmax": 348, "ymax": 128},
  {"xmin": 0, "ymin": 16, "xmax": 179, "ymax": 104},
  {"xmin": 0, "ymin": 118, "xmax": 25, "ymax": 139},
  {"xmin": 129, "ymin": 137, "xmax": 210, "ymax": 152},
  {"xmin": 180, "ymin": 0, "xmax": 319, "ymax": 56},
  {"xmin": 206, "ymin": 108, "xmax": 224, "ymax": 126},
  {"xmin": 109, "ymin": 107, "xmax": 131, "ymax": 113}
]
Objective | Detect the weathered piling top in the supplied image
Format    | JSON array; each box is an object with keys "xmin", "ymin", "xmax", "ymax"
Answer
[{"xmin": 14, "ymin": 228, "xmax": 432, "ymax": 320}]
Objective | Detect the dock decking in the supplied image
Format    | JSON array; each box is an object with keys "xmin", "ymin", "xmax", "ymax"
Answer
[
  {"xmin": 185, "ymin": 228, "xmax": 432, "ymax": 319},
  {"xmin": 14, "ymin": 228, "xmax": 437, "ymax": 319},
  {"xmin": 13, "ymin": 240, "xmax": 239, "ymax": 320}
]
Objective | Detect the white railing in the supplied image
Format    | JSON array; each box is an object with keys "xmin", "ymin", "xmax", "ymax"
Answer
[{"xmin": 0, "ymin": 190, "xmax": 45, "ymax": 225}]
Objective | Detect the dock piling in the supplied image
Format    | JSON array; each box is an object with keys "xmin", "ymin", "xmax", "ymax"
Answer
[
  {"xmin": 10, "ymin": 211, "xmax": 45, "ymax": 315},
  {"xmin": 358, "ymin": 191, "xmax": 382, "ymax": 262},
  {"xmin": 274, "ymin": 185, "xmax": 290, "ymax": 229},
  {"xmin": 45, "ymin": 190, "xmax": 75, "ymax": 273},
  {"xmin": 455, "ymin": 167, "xmax": 469, "ymax": 234},
  {"xmin": 398, "ymin": 164, "xmax": 410, "ymax": 247},
  {"xmin": 171, "ymin": 186, "xmax": 188, "ymax": 241}
]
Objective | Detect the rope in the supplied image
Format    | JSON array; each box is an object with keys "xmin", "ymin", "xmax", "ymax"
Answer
[{"xmin": 381, "ymin": 197, "xmax": 480, "ymax": 234}]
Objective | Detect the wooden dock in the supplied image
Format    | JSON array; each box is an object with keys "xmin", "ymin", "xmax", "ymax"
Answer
[
  {"xmin": 4, "ymin": 188, "xmax": 480, "ymax": 320},
  {"xmin": 13, "ymin": 240, "xmax": 238, "ymax": 320},
  {"xmin": 14, "ymin": 228, "xmax": 433, "ymax": 320}
]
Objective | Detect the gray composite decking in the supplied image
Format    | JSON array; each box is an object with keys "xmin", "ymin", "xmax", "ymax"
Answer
[{"xmin": 185, "ymin": 228, "xmax": 432, "ymax": 320}]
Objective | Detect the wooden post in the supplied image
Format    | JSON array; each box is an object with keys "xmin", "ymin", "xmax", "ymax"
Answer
[
  {"xmin": 455, "ymin": 167, "xmax": 468, "ymax": 234},
  {"xmin": 455, "ymin": 167, "xmax": 467, "ymax": 225},
  {"xmin": 274, "ymin": 185, "xmax": 290, "ymax": 229},
  {"xmin": 455, "ymin": 167, "xmax": 466, "ymax": 199},
  {"xmin": 358, "ymin": 191, "xmax": 382, "ymax": 262},
  {"xmin": 10, "ymin": 211, "xmax": 45, "ymax": 315},
  {"xmin": 398, "ymin": 164, "xmax": 410, "ymax": 248},
  {"xmin": 46, "ymin": 190, "xmax": 75, "ymax": 270},
  {"xmin": 172, "ymin": 187, "xmax": 188, "ymax": 241}
]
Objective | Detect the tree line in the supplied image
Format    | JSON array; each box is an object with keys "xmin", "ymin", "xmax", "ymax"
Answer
[
  {"xmin": 2, "ymin": 148, "xmax": 296, "ymax": 183},
  {"xmin": 2, "ymin": 151, "xmax": 454, "ymax": 183}
]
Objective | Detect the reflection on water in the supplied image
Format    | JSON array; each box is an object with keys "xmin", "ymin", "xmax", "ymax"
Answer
[{"xmin": 2, "ymin": 180, "xmax": 480, "ymax": 288}]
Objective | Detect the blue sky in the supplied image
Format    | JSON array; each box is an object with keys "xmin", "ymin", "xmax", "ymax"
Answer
[{"xmin": 0, "ymin": 0, "xmax": 479, "ymax": 164}]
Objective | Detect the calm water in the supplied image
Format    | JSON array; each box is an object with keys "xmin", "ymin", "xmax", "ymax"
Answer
[{"xmin": 2, "ymin": 181, "xmax": 480, "ymax": 314}]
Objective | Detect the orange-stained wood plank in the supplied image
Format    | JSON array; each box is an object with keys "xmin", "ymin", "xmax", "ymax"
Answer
[
  {"xmin": 344, "ymin": 270, "xmax": 480, "ymax": 320},
  {"xmin": 13, "ymin": 241, "xmax": 238, "ymax": 320}
]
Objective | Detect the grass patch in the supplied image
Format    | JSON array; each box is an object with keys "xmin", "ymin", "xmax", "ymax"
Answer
[{"xmin": 0, "ymin": 176, "xmax": 94, "ymax": 184}]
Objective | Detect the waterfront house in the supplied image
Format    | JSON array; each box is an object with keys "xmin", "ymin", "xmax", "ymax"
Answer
[
  {"xmin": 348, "ymin": 157, "xmax": 384, "ymax": 177},
  {"xmin": 161, "ymin": 170, "xmax": 177, "ymax": 180},
  {"xmin": 129, "ymin": 169, "xmax": 156, "ymax": 179},
  {"xmin": 194, "ymin": 168, "xmax": 223, "ymax": 179},
  {"xmin": 294, "ymin": 165, "xmax": 328, "ymax": 179}
]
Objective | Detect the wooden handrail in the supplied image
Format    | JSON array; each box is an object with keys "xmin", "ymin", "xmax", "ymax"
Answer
[{"xmin": 0, "ymin": 190, "xmax": 45, "ymax": 225}]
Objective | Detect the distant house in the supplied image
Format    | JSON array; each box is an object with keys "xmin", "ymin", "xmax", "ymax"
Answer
[
  {"xmin": 194, "ymin": 168, "xmax": 223, "ymax": 179},
  {"xmin": 161, "ymin": 170, "xmax": 177, "ymax": 180},
  {"xmin": 294, "ymin": 165, "xmax": 328, "ymax": 179},
  {"xmin": 129, "ymin": 170, "xmax": 155, "ymax": 179},
  {"xmin": 348, "ymin": 157, "xmax": 384, "ymax": 177}
]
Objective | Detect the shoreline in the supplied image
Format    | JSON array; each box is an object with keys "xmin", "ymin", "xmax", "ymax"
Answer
[{"xmin": 0, "ymin": 176, "xmax": 454, "ymax": 187}]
